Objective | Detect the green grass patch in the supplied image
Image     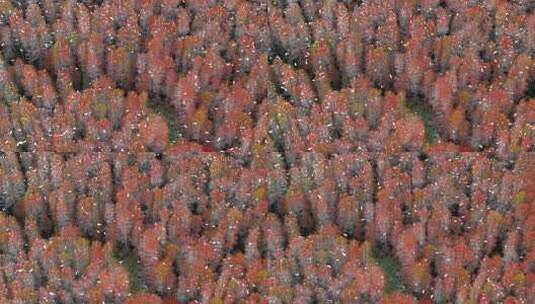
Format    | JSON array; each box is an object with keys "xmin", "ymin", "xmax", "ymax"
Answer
[
  {"xmin": 372, "ymin": 246, "xmax": 407, "ymax": 294},
  {"xmin": 407, "ymin": 96, "xmax": 441, "ymax": 144},
  {"xmin": 148, "ymin": 100, "xmax": 182, "ymax": 144},
  {"xmin": 114, "ymin": 248, "xmax": 147, "ymax": 294}
]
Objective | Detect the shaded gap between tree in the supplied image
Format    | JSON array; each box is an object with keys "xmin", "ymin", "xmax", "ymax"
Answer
[{"xmin": 406, "ymin": 93, "xmax": 441, "ymax": 144}]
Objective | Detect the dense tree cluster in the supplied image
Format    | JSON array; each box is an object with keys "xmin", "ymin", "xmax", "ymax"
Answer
[
  {"xmin": 0, "ymin": 0, "xmax": 535, "ymax": 303},
  {"xmin": 0, "ymin": 0, "xmax": 534, "ymax": 154},
  {"xmin": 1, "ymin": 152, "xmax": 535, "ymax": 303}
]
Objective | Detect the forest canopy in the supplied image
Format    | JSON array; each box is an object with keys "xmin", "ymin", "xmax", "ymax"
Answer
[{"xmin": 0, "ymin": 0, "xmax": 535, "ymax": 303}]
